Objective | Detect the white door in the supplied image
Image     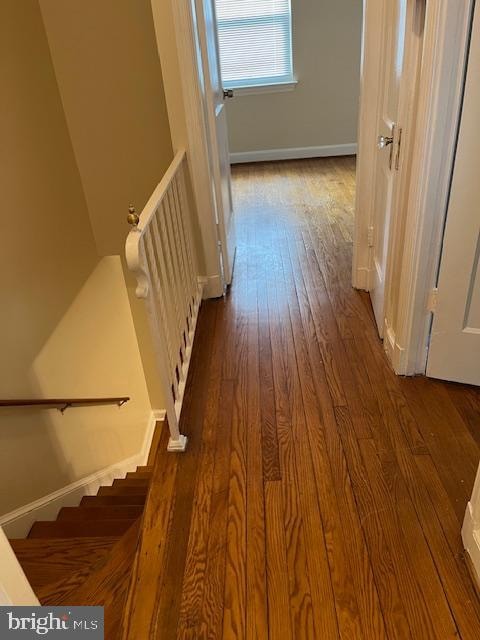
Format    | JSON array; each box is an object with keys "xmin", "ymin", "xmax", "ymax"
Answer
[
  {"xmin": 426, "ymin": 7, "xmax": 480, "ymax": 385},
  {"xmin": 194, "ymin": 0, "xmax": 236, "ymax": 286},
  {"xmin": 370, "ymin": 0, "xmax": 409, "ymax": 335}
]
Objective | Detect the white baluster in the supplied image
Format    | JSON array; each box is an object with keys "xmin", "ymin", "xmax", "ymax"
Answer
[{"xmin": 125, "ymin": 150, "xmax": 203, "ymax": 453}]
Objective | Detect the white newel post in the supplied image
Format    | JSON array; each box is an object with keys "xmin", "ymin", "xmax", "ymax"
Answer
[
  {"xmin": 0, "ymin": 528, "xmax": 39, "ymax": 605},
  {"xmin": 463, "ymin": 463, "xmax": 480, "ymax": 585}
]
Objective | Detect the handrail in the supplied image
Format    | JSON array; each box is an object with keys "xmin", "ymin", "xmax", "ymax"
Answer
[
  {"xmin": 0, "ymin": 397, "xmax": 130, "ymax": 414},
  {"xmin": 125, "ymin": 148, "xmax": 200, "ymax": 452},
  {"xmin": 127, "ymin": 149, "xmax": 186, "ymax": 239}
]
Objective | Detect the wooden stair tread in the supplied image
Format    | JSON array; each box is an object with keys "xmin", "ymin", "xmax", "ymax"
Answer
[
  {"xmin": 58, "ymin": 506, "xmax": 144, "ymax": 521},
  {"xmin": 81, "ymin": 495, "xmax": 146, "ymax": 507},
  {"xmin": 8, "ymin": 420, "xmax": 162, "ymax": 620},
  {"xmin": 28, "ymin": 519, "xmax": 136, "ymax": 539},
  {"xmin": 112, "ymin": 478, "xmax": 149, "ymax": 487},
  {"xmin": 39, "ymin": 520, "xmax": 141, "ymax": 640},
  {"xmin": 126, "ymin": 471, "xmax": 152, "ymax": 480},
  {"xmin": 97, "ymin": 486, "xmax": 148, "ymax": 497},
  {"xmin": 136, "ymin": 465, "xmax": 153, "ymax": 472},
  {"xmin": 9, "ymin": 537, "xmax": 118, "ymax": 590}
]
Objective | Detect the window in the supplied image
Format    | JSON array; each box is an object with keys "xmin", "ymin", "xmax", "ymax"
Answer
[{"xmin": 215, "ymin": 0, "xmax": 293, "ymax": 89}]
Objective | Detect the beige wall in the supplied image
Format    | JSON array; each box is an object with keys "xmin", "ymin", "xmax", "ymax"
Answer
[
  {"xmin": 39, "ymin": 0, "xmax": 175, "ymax": 407},
  {"xmin": 0, "ymin": 0, "xmax": 98, "ymax": 396},
  {"xmin": 225, "ymin": 0, "xmax": 363, "ymax": 154},
  {"xmin": 0, "ymin": 0, "xmax": 152, "ymax": 515},
  {"xmin": 39, "ymin": 0, "xmax": 174, "ymax": 256},
  {"xmin": 0, "ymin": 258, "xmax": 153, "ymax": 515},
  {"xmin": 150, "ymin": 0, "xmax": 189, "ymax": 151}
]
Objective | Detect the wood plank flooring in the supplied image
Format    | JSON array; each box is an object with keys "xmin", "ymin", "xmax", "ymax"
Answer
[{"xmin": 134, "ymin": 157, "xmax": 480, "ymax": 639}]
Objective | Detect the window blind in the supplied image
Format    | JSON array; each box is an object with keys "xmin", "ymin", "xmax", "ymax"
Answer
[{"xmin": 215, "ymin": 0, "xmax": 293, "ymax": 88}]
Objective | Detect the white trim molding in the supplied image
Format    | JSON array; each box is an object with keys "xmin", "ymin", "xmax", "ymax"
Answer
[
  {"xmin": 383, "ymin": 319, "xmax": 407, "ymax": 373},
  {"xmin": 463, "ymin": 504, "xmax": 480, "ymax": 587},
  {"xmin": 150, "ymin": 0, "xmax": 224, "ymax": 300},
  {"xmin": 463, "ymin": 465, "xmax": 480, "ymax": 589},
  {"xmin": 353, "ymin": 0, "xmax": 475, "ymax": 368},
  {"xmin": 0, "ymin": 529, "xmax": 39, "ymax": 605},
  {"xmin": 171, "ymin": 0, "xmax": 225, "ymax": 299},
  {"xmin": 354, "ymin": 266, "xmax": 371, "ymax": 291},
  {"xmin": 352, "ymin": 0, "xmax": 385, "ymax": 291},
  {"xmin": 0, "ymin": 411, "xmax": 164, "ymax": 539},
  {"xmin": 388, "ymin": 0, "xmax": 475, "ymax": 375},
  {"xmin": 230, "ymin": 143, "xmax": 357, "ymax": 165},
  {"xmin": 228, "ymin": 80, "xmax": 298, "ymax": 96},
  {"xmin": 199, "ymin": 274, "xmax": 223, "ymax": 299}
]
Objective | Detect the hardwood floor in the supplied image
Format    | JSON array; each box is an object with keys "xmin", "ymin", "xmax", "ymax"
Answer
[{"xmin": 133, "ymin": 157, "xmax": 480, "ymax": 639}]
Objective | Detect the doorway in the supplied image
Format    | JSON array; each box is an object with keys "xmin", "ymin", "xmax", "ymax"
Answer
[
  {"xmin": 355, "ymin": 0, "xmax": 475, "ymax": 379},
  {"xmin": 192, "ymin": 0, "xmax": 362, "ymax": 295},
  {"xmin": 178, "ymin": 0, "xmax": 476, "ymax": 383}
]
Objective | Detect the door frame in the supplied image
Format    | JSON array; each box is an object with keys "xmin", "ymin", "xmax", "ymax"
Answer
[
  {"xmin": 354, "ymin": 0, "xmax": 475, "ymax": 374},
  {"xmin": 193, "ymin": 0, "xmax": 235, "ymax": 286},
  {"xmin": 151, "ymin": 0, "xmax": 225, "ymax": 299},
  {"xmin": 353, "ymin": 0, "xmax": 385, "ymax": 292}
]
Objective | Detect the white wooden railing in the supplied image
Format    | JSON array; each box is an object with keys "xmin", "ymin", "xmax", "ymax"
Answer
[{"xmin": 125, "ymin": 150, "xmax": 202, "ymax": 452}]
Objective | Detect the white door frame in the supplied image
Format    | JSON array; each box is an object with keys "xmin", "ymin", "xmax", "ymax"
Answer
[
  {"xmin": 193, "ymin": 0, "xmax": 235, "ymax": 286},
  {"xmin": 394, "ymin": 0, "xmax": 474, "ymax": 374},
  {"xmin": 151, "ymin": 0, "xmax": 225, "ymax": 299},
  {"xmin": 354, "ymin": 0, "xmax": 475, "ymax": 374},
  {"xmin": 353, "ymin": 0, "xmax": 385, "ymax": 291}
]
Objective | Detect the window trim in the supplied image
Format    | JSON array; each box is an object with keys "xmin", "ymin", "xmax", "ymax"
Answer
[
  {"xmin": 216, "ymin": 0, "xmax": 294, "ymax": 91},
  {"xmin": 228, "ymin": 79, "xmax": 298, "ymax": 96}
]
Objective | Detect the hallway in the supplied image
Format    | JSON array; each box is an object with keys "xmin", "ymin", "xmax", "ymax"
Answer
[{"xmin": 143, "ymin": 158, "xmax": 480, "ymax": 639}]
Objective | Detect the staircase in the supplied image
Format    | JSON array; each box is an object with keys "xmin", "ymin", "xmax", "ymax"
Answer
[{"xmin": 8, "ymin": 463, "xmax": 154, "ymax": 638}]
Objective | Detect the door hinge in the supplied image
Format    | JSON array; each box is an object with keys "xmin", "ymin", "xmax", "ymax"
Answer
[
  {"xmin": 367, "ymin": 226, "xmax": 374, "ymax": 248},
  {"xmin": 427, "ymin": 287, "xmax": 438, "ymax": 313}
]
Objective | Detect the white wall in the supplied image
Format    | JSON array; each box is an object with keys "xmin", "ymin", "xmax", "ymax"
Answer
[{"xmin": 225, "ymin": 0, "xmax": 362, "ymax": 158}]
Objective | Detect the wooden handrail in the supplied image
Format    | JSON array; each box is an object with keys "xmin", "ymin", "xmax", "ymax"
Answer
[{"xmin": 0, "ymin": 397, "xmax": 130, "ymax": 413}]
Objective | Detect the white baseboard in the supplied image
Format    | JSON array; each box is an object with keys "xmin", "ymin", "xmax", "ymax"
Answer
[
  {"xmin": 200, "ymin": 274, "xmax": 223, "ymax": 299},
  {"xmin": 352, "ymin": 267, "xmax": 371, "ymax": 291},
  {"xmin": 383, "ymin": 321, "xmax": 407, "ymax": 374},
  {"xmin": 0, "ymin": 410, "xmax": 165, "ymax": 539},
  {"xmin": 230, "ymin": 143, "xmax": 357, "ymax": 164},
  {"xmin": 462, "ymin": 502, "xmax": 480, "ymax": 588}
]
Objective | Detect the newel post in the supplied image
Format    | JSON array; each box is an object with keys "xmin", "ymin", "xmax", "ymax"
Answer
[{"xmin": 126, "ymin": 206, "xmax": 188, "ymax": 453}]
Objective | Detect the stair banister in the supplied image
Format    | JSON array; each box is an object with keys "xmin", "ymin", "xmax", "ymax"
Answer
[{"xmin": 125, "ymin": 149, "xmax": 202, "ymax": 452}]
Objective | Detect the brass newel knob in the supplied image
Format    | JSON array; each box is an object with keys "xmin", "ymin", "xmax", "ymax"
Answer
[{"xmin": 127, "ymin": 205, "xmax": 140, "ymax": 227}]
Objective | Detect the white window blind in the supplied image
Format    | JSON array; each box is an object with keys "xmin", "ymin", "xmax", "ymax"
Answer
[{"xmin": 215, "ymin": 0, "xmax": 293, "ymax": 88}]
